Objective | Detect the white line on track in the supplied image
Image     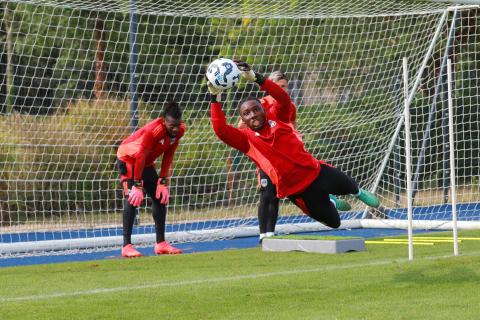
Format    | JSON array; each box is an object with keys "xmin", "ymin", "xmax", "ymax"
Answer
[{"xmin": 2, "ymin": 251, "xmax": 479, "ymax": 303}]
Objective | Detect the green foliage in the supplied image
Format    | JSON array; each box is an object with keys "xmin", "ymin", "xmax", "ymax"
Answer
[
  {"xmin": 0, "ymin": 100, "xmax": 256, "ymax": 222},
  {"xmin": 0, "ymin": 100, "xmax": 130, "ymax": 222},
  {"xmin": 1, "ymin": 3, "xmax": 480, "ymax": 222}
]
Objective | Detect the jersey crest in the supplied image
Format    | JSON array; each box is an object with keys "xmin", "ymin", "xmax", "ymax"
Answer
[{"xmin": 260, "ymin": 178, "xmax": 268, "ymax": 188}]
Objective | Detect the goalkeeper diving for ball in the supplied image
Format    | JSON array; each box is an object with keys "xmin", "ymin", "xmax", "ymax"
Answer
[
  {"xmin": 237, "ymin": 70, "xmax": 350, "ymax": 243},
  {"xmin": 208, "ymin": 61, "xmax": 380, "ymax": 229},
  {"xmin": 116, "ymin": 101, "xmax": 185, "ymax": 257}
]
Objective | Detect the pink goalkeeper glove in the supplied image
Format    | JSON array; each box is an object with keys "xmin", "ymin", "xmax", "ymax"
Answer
[
  {"xmin": 156, "ymin": 180, "xmax": 169, "ymax": 205},
  {"xmin": 128, "ymin": 185, "xmax": 144, "ymax": 207}
]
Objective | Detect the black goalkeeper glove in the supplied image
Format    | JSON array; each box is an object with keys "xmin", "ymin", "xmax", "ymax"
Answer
[{"xmin": 233, "ymin": 60, "xmax": 265, "ymax": 85}]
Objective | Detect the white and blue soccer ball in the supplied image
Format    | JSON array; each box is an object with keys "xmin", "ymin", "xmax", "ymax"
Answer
[{"xmin": 206, "ymin": 58, "xmax": 241, "ymax": 90}]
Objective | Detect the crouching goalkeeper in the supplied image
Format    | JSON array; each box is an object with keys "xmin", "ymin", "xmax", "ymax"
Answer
[
  {"xmin": 117, "ymin": 101, "xmax": 185, "ymax": 257},
  {"xmin": 208, "ymin": 61, "xmax": 380, "ymax": 229}
]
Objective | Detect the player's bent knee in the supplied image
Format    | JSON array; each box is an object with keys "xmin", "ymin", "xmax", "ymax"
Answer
[
  {"xmin": 328, "ymin": 219, "xmax": 341, "ymax": 229},
  {"xmin": 323, "ymin": 214, "xmax": 341, "ymax": 229},
  {"xmin": 309, "ymin": 211, "xmax": 341, "ymax": 229}
]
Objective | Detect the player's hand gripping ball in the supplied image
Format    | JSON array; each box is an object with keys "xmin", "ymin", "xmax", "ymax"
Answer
[{"xmin": 206, "ymin": 58, "xmax": 241, "ymax": 90}]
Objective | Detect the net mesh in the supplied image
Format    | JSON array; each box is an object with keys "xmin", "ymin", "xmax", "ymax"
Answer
[{"xmin": 1, "ymin": 0, "xmax": 479, "ymax": 256}]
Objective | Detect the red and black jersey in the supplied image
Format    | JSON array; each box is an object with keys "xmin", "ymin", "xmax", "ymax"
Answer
[
  {"xmin": 117, "ymin": 118, "xmax": 186, "ymax": 181},
  {"xmin": 211, "ymin": 79, "xmax": 321, "ymax": 198}
]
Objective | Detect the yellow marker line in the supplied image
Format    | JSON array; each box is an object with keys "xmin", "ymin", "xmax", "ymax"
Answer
[
  {"xmin": 384, "ymin": 238, "xmax": 461, "ymax": 243},
  {"xmin": 365, "ymin": 240, "xmax": 434, "ymax": 246},
  {"xmin": 382, "ymin": 239, "xmax": 436, "ymax": 244},
  {"xmin": 413, "ymin": 237, "xmax": 480, "ymax": 241}
]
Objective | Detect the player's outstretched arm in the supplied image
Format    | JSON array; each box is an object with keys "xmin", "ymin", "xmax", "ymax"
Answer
[
  {"xmin": 208, "ymin": 83, "xmax": 249, "ymax": 154},
  {"xmin": 259, "ymin": 79, "xmax": 292, "ymax": 123},
  {"xmin": 234, "ymin": 60, "xmax": 291, "ymax": 123}
]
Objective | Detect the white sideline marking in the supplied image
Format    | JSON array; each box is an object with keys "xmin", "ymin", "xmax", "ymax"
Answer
[{"xmin": 1, "ymin": 251, "xmax": 479, "ymax": 303}]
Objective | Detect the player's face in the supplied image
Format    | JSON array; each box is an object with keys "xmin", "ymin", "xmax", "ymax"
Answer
[
  {"xmin": 164, "ymin": 115, "xmax": 182, "ymax": 138},
  {"xmin": 239, "ymin": 100, "xmax": 265, "ymax": 132},
  {"xmin": 274, "ymin": 79, "xmax": 289, "ymax": 92}
]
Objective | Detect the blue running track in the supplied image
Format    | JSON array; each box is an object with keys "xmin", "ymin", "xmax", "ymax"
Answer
[
  {"xmin": 2, "ymin": 203, "xmax": 478, "ymax": 268},
  {"xmin": 0, "ymin": 228, "xmax": 440, "ymax": 268}
]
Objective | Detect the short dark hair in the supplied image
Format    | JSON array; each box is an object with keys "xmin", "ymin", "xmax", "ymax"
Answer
[
  {"xmin": 163, "ymin": 101, "xmax": 182, "ymax": 120},
  {"xmin": 238, "ymin": 96, "xmax": 262, "ymax": 111}
]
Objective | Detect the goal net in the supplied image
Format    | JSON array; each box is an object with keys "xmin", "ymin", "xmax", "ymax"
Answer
[{"xmin": 1, "ymin": 0, "xmax": 479, "ymax": 256}]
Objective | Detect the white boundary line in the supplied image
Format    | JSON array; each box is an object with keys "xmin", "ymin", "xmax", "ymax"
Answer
[{"xmin": 2, "ymin": 250, "xmax": 480, "ymax": 303}]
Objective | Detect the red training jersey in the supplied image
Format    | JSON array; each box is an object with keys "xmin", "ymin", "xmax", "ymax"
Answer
[
  {"xmin": 260, "ymin": 94, "xmax": 296, "ymax": 124},
  {"xmin": 117, "ymin": 118, "xmax": 186, "ymax": 181},
  {"xmin": 210, "ymin": 79, "xmax": 321, "ymax": 198}
]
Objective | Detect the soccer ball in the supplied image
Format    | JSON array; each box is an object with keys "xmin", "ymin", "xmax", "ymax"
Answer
[{"xmin": 206, "ymin": 58, "xmax": 241, "ymax": 90}]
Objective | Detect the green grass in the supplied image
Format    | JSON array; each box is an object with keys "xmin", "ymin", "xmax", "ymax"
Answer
[{"xmin": 2, "ymin": 230, "xmax": 480, "ymax": 319}]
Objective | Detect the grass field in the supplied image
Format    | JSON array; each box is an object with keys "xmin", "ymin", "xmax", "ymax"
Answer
[{"xmin": 1, "ymin": 231, "xmax": 480, "ymax": 320}]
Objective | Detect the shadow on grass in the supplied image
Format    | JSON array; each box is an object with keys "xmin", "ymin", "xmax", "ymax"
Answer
[{"xmin": 393, "ymin": 266, "xmax": 479, "ymax": 285}]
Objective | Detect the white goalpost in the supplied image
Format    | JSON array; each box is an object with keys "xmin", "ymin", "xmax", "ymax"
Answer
[
  {"xmin": 1, "ymin": 0, "xmax": 480, "ymax": 257},
  {"xmin": 446, "ymin": 58, "xmax": 459, "ymax": 255},
  {"xmin": 401, "ymin": 56, "xmax": 459, "ymax": 260},
  {"xmin": 362, "ymin": 5, "xmax": 480, "ymax": 232},
  {"xmin": 402, "ymin": 57, "xmax": 414, "ymax": 261}
]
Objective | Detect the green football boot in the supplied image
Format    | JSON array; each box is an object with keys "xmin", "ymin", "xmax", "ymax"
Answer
[
  {"xmin": 329, "ymin": 195, "xmax": 352, "ymax": 212},
  {"xmin": 356, "ymin": 189, "xmax": 380, "ymax": 208}
]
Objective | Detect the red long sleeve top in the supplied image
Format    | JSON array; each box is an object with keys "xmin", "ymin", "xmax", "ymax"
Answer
[
  {"xmin": 260, "ymin": 94, "xmax": 296, "ymax": 124},
  {"xmin": 117, "ymin": 118, "xmax": 186, "ymax": 181},
  {"xmin": 211, "ymin": 79, "xmax": 320, "ymax": 198}
]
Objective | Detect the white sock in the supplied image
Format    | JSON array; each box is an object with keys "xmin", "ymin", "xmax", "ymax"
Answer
[
  {"xmin": 259, "ymin": 233, "xmax": 266, "ymax": 240},
  {"xmin": 355, "ymin": 190, "xmax": 362, "ymax": 197},
  {"xmin": 266, "ymin": 232, "xmax": 275, "ymax": 237},
  {"xmin": 330, "ymin": 198, "xmax": 336, "ymax": 208}
]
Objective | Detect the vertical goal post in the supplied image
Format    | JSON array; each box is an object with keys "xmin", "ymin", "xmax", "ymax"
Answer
[
  {"xmin": 446, "ymin": 58, "xmax": 459, "ymax": 255},
  {"xmin": 402, "ymin": 57, "xmax": 414, "ymax": 261}
]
